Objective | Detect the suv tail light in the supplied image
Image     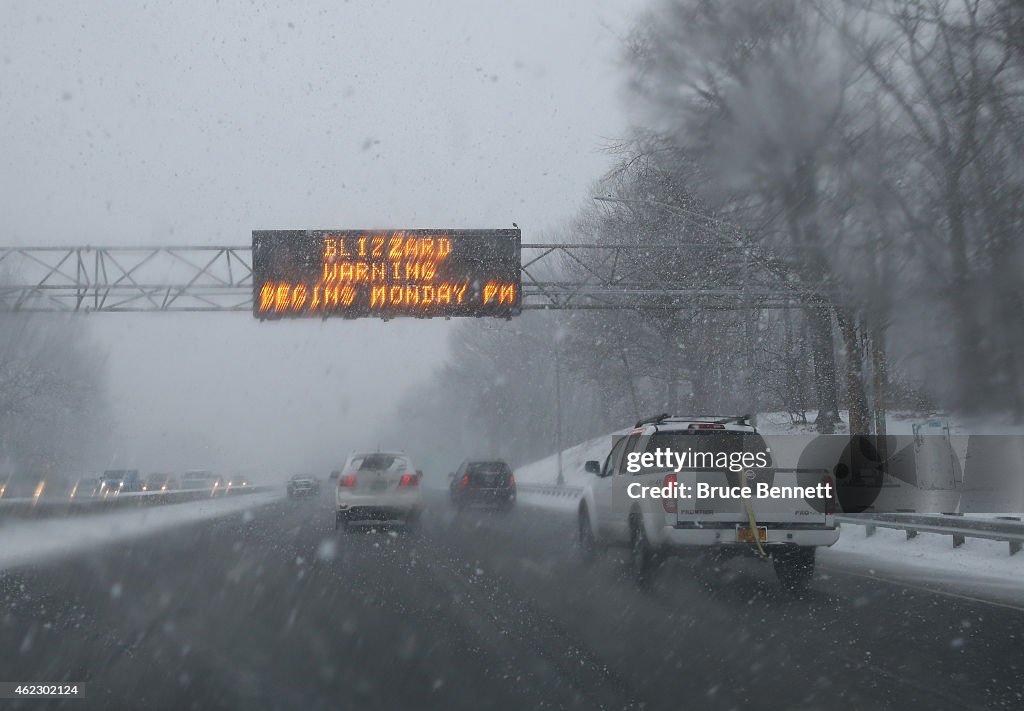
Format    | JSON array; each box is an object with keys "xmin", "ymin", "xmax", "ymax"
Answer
[
  {"xmin": 507, "ymin": 473, "xmax": 516, "ymax": 489},
  {"xmin": 399, "ymin": 473, "xmax": 419, "ymax": 488},
  {"xmin": 662, "ymin": 473, "xmax": 677, "ymax": 514},
  {"xmin": 460, "ymin": 474, "xmax": 469, "ymax": 488},
  {"xmin": 338, "ymin": 474, "xmax": 357, "ymax": 488},
  {"xmin": 821, "ymin": 475, "xmax": 836, "ymax": 514}
]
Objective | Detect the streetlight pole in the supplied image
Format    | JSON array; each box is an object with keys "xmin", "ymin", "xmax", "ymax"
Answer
[{"xmin": 554, "ymin": 343, "xmax": 563, "ymax": 486}]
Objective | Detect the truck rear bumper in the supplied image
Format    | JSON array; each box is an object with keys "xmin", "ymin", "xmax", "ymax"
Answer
[{"xmin": 661, "ymin": 523, "xmax": 840, "ymax": 547}]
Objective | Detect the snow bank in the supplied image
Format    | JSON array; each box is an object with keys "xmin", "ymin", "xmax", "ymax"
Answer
[
  {"xmin": 0, "ymin": 491, "xmax": 283, "ymax": 571},
  {"xmin": 513, "ymin": 431, "xmax": 626, "ymax": 488},
  {"xmin": 756, "ymin": 410, "xmax": 1024, "ymax": 435},
  {"xmin": 822, "ymin": 523, "xmax": 1024, "ymax": 608}
]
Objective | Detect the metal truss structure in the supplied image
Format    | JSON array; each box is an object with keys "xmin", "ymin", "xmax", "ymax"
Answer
[
  {"xmin": 0, "ymin": 244, "xmax": 813, "ymax": 313},
  {"xmin": 0, "ymin": 246, "xmax": 254, "ymax": 313},
  {"xmin": 518, "ymin": 243, "xmax": 811, "ymax": 311}
]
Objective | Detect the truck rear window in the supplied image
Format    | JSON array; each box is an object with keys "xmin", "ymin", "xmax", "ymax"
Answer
[{"xmin": 623, "ymin": 431, "xmax": 772, "ymax": 472}]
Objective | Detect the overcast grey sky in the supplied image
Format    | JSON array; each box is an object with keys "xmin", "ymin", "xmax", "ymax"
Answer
[{"xmin": 0, "ymin": 0, "xmax": 643, "ymax": 477}]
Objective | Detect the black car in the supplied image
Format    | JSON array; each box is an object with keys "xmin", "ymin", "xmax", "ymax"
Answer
[
  {"xmin": 449, "ymin": 459, "xmax": 516, "ymax": 510},
  {"xmin": 287, "ymin": 474, "xmax": 320, "ymax": 499}
]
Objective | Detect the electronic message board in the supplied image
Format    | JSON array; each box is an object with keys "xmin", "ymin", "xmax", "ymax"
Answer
[{"xmin": 252, "ymin": 229, "xmax": 521, "ymax": 319}]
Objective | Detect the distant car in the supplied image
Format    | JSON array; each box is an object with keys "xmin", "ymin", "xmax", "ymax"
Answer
[
  {"xmin": 99, "ymin": 469, "xmax": 143, "ymax": 494},
  {"xmin": 144, "ymin": 473, "xmax": 177, "ymax": 492},
  {"xmin": 449, "ymin": 459, "xmax": 516, "ymax": 511},
  {"xmin": 227, "ymin": 476, "xmax": 251, "ymax": 489},
  {"xmin": 2, "ymin": 475, "xmax": 54, "ymax": 499},
  {"xmin": 335, "ymin": 452, "xmax": 421, "ymax": 532},
  {"xmin": 180, "ymin": 470, "xmax": 223, "ymax": 491},
  {"xmin": 287, "ymin": 474, "xmax": 320, "ymax": 499}
]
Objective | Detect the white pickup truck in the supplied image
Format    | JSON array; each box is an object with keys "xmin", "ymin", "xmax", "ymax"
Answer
[{"xmin": 577, "ymin": 414, "xmax": 840, "ymax": 591}]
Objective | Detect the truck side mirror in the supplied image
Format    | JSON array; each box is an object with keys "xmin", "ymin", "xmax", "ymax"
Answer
[{"xmin": 584, "ymin": 460, "xmax": 601, "ymax": 475}]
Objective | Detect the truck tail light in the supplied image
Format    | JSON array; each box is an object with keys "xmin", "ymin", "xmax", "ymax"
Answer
[
  {"xmin": 821, "ymin": 475, "xmax": 836, "ymax": 514},
  {"xmin": 662, "ymin": 473, "xmax": 677, "ymax": 514}
]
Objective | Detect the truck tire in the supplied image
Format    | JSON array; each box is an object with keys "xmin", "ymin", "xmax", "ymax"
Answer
[
  {"xmin": 773, "ymin": 546, "xmax": 815, "ymax": 593},
  {"xmin": 629, "ymin": 515, "xmax": 654, "ymax": 587},
  {"xmin": 578, "ymin": 504, "xmax": 596, "ymax": 565}
]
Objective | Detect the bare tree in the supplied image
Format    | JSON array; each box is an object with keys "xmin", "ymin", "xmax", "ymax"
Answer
[
  {"xmin": 624, "ymin": 0, "xmax": 881, "ymax": 430},
  {"xmin": 834, "ymin": 0, "xmax": 1023, "ymax": 413},
  {"xmin": 0, "ymin": 314, "xmax": 110, "ymax": 480}
]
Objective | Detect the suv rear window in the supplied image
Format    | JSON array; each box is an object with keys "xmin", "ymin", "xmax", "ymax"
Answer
[
  {"xmin": 354, "ymin": 454, "xmax": 407, "ymax": 471},
  {"xmin": 466, "ymin": 461, "xmax": 509, "ymax": 475}
]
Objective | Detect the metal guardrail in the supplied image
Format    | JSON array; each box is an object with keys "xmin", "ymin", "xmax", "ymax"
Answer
[
  {"xmin": 0, "ymin": 485, "xmax": 272, "ymax": 520},
  {"xmin": 516, "ymin": 483, "xmax": 583, "ymax": 499},
  {"xmin": 836, "ymin": 513, "xmax": 1024, "ymax": 556}
]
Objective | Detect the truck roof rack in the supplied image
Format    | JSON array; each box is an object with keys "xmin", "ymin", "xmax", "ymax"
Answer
[
  {"xmin": 634, "ymin": 413, "xmax": 671, "ymax": 428},
  {"xmin": 634, "ymin": 414, "xmax": 756, "ymax": 428}
]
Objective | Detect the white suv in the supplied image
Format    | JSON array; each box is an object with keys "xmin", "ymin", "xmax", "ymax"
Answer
[
  {"xmin": 578, "ymin": 414, "xmax": 839, "ymax": 591},
  {"xmin": 335, "ymin": 451, "xmax": 422, "ymax": 532}
]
